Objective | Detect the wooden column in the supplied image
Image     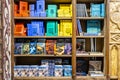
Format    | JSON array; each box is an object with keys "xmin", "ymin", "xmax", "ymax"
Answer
[{"xmin": 72, "ymin": 0, "xmax": 77, "ymax": 80}]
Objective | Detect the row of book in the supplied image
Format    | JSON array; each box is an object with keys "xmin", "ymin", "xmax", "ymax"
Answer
[
  {"xmin": 14, "ymin": 0, "xmax": 72, "ymax": 17},
  {"xmin": 77, "ymin": 20, "xmax": 102, "ymax": 36},
  {"xmin": 15, "ymin": 38, "xmax": 103, "ymax": 55},
  {"xmin": 14, "ymin": 39, "xmax": 72, "ymax": 55},
  {"xmin": 14, "ymin": 20, "xmax": 72, "ymax": 36},
  {"xmin": 76, "ymin": 3, "xmax": 105, "ymax": 17},
  {"xmin": 14, "ymin": 59, "xmax": 72, "ymax": 77},
  {"xmin": 77, "ymin": 59, "xmax": 104, "ymax": 76}
]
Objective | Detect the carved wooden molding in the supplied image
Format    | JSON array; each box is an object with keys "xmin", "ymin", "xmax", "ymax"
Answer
[{"xmin": 109, "ymin": 45, "xmax": 118, "ymax": 76}]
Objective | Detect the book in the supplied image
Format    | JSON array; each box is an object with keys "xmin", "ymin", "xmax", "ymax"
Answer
[
  {"xmin": 89, "ymin": 60, "xmax": 102, "ymax": 71},
  {"xmin": 76, "ymin": 39, "xmax": 85, "ymax": 54},
  {"xmin": 14, "ymin": 43, "xmax": 23, "ymax": 54},
  {"xmin": 36, "ymin": 39, "xmax": 45, "ymax": 54},
  {"xmin": 22, "ymin": 39, "xmax": 30, "ymax": 54},
  {"xmin": 55, "ymin": 39, "xmax": 65, "ymax": 55},
  {"xmin": 46, "ymin": 40, "xmax": 56, "ymax": 55},
  {"xmin": 89, "ymin": 71, "xmax": 104, "ymax": 77},
  {"xmin": 64, "ymin": 39, "xmax": 72, "ymax": 55},
  {"xmin": 76, "ymin": 60, "xmax": 88, "ymax": 76},
  {"xmin": 29, "ymin": 39, "xmax": 37, "ymax": 54},
  {"xmin": 77, "ymin": 19, "xmax": 83, "ymax": 35}
]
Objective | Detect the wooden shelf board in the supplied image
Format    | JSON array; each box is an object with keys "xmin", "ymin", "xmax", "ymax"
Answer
[
  {"xmin": 76, "ymin": 36, "xmax": 104, "ymax": 38},
  {"xmin": 77, "ymin": 0, "xmax": 104, "ymax": 3},
  {"xmin": 77, "ymin": 76, "xmax": 106, "ymax": 79},
  {"xmin": 14, "ymin": 17, "xmax": 72, "ymax": 20},
  {"xmin": 14, "ymin": 77, "xmax": 72, "ymax": 80},
  {"xmin": 109, "ymin": 76, "xmax": 118, "ymax": 79},
  {"xmin": 14, "ymin": 0, "xmax": 71, "ymax": 3},
  {"xmin": 14, "ymin": 36, "xmax": 72, "ymax": 38},
  {"xmin": 14, "ymin": 54, "xmax": 72, "ymax": 57},
  {"xmin": 77, "ymin": 17, "xmax": 104, "ymax": 20},
  {"xmin": 76, "ymin": 54, "xmax": 104, "ymax": 57}
]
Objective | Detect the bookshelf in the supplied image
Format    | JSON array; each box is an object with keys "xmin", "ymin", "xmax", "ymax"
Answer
[{"xmin": 12, "ymin": 0, "xmax": 109, "ymax": 80}]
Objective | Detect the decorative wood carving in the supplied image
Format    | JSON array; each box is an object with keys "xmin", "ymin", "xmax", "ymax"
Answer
[
  {"xmin": 110, "ymin": 45, "xmax": 118, "ymax": 76},
  {"xmin": 110, "ymin": 2, "xmax": 120, "ymax": 79},
  {"xmin": 110, "ymin": 33, "xmax": 120, "ymax": 42}
]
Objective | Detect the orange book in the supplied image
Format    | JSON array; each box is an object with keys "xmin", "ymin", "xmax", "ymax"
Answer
[
  {"xmin": 19, "ymin": 1, "xmax": 29, "ymax": 17},
  {"xmin": 14, "ymin": 24, "xmax": 26, "ymax": 36},
  {"xmin": 14, "ymin": 4, "xmax": 20, "ymax": 17}
]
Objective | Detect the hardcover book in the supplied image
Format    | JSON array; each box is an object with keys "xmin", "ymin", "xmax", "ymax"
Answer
[
  {"xmin": 89, "ymin": 60, "xmax": 102, "ymax": 71},
  {"xmin": 76, "ymin": 39, "xmax": 85, "ymax": 54},
  {"xmin": 29, "ymin": 39, "xmax": 37, "ymax": 54},
  {"xmin": 37, "ymin": 39, "xmax": 45, "ymax": 54},
  {"xmin": 55, "ymin": 39, "xmax": 65, "ymax": 55},
  {"xmin": 14, "ymin": 39, "xmax": 23, "ymax": 54},
  {"xmin": 76, "ymin": 60, "xmax": 88, "ymax": 76},
  {"xmin": 22, "ymin": 39, "xmax": 30, "ymax": 54},
  {"xmin": 64, "ymin": 39, "xmax": 72, "ymax": 55},
  {"xmin": 46, "ymin": 40, "xmax": 56, "ymax": 55}
]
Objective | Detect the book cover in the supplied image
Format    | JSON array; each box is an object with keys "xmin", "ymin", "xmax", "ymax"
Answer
[
  {"xmin": 76, "ymin": 39, "xmax": 85, "ymax": 54},
  {"xmin": 64, "ymin": 39, "xmax": 72, "ymax": 55},
  {"xmin": 14, "ymin": 43, "xmax": 23, "ymax": 54},
  {"xmin": 37, "ymin": 39, "xmax": 45, "ymax": 54},
  {"xmin": 76, "ymin": 60, "xmax": 88, "ymax": 76},
  {"xmin": 14, "ymin": 39, "xmax": 24, "ymax": 54},
  {"xmin": 77, "ymin": 19, "xmax": 82, "ymax": 35},
  {"xmin": 22, "ymin": 39, "xmax": 30, "ymax": 54},
  {"xmin": 46, "ymin": 40, "xmax": 56, "ymax": 55},
  {"xmin": 89, "ymin": 60, "xmax": 102, "ymax": 71},
  {"xmin": 29, "ymin": 39, "xmax": 37, "ymax": 54},
  {"xmin": 55, "ymin": 39, "xmax": 65, "ymax": 55}
]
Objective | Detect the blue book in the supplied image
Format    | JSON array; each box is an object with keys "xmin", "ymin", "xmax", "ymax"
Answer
[
  {"xmin": 30, "ymin": 4, "xmax": 35, "ymax": 11},
  {"xmin": 36, "ymin": 0, "xmax": 45, "ymax": 12},
  {"xmin": 101, "ymin": 3, "xmax": 105, "ymax": 17},
  {"xmin": 29, "ymin": 39, "xmax": 37, "ymax": 54},
  {"xmin": 91, "ymin": 3, "xmax": 101, "ymax": 17},
  {"xmin": 77, "ymin": 19, "xmax": 82, "ymax": 35},
  {"xmin": 31, "ymin": 21, "xmax": 44, "ymax": 36}
]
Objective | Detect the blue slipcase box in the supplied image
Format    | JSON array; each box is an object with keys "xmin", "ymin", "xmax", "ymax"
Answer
[
  {"xmin": 36, "ymin": 0, "xmax": 45, "ymax": 12},
  {"xmin": 30, "ymin": 4, "xmax": 35, "ymax": 11}
]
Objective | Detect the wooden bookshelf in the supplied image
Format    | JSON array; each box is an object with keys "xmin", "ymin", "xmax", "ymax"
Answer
[
  {"xmin": 14, "ymin": 77, "xmax": 72, "ymax": 80},
  {"xmin": 14, "ymin": 36, "xmax": 72, "ymax": 38},
  {"xmin": 77, "ymin": 17, "xmax": 104, "ymax": 20},
  {"xmin": 14, "ymin": 17, "xmax": 72, "ymax": 20},
  {"xmin": 14, "ymin": 54, "xmax": 72, "ymax": 57},
  {"xmin": 12, "ymin": 0, "xmax": 109, "ymax": 79}
]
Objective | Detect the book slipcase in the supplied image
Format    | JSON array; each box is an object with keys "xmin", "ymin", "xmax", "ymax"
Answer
[{"xmin": 12, "ymin": 0, "xmax": 109, "ymax": 80}]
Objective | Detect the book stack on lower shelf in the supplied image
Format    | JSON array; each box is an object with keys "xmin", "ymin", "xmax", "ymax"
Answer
[{"xmin": 14, "ymin": 59, "xmax": 72, "ymax": 77}]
